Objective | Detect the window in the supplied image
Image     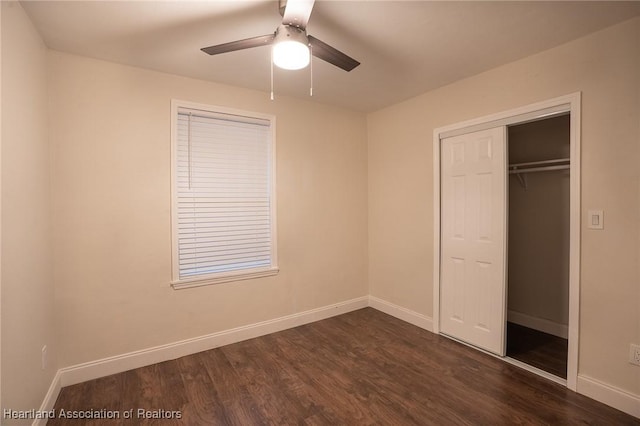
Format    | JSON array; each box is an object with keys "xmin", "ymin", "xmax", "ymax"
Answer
[{"xmin": 171, "ymin": 100, "xmax": 277, "ymax": 288}]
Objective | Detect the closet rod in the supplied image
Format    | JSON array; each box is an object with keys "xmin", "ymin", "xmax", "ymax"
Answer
[
  {"xmin": 509, "ymin": 158, "xmax": 570, "ymax": 168},
  {"xmin": 509, "ymin": 164, "xmax": 569, "ymax": 174}
]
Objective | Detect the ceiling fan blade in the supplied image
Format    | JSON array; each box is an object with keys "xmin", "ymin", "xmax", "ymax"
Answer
[
  {"xmin": 282, "ymin": 0, "xmax": 315, "ymax": 30},
  {"xmin": 308, "ymin": 35, "xmax": 360, "ymax": 72},
  {"xmin": 201, "ymin": 34, "xmax": 275, "ymax": 56}
]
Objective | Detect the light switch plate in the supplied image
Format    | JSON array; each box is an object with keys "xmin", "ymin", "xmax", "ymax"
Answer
[{"xmin": 587, "ymin": 210, "xmax": 604, "ymax": 230}]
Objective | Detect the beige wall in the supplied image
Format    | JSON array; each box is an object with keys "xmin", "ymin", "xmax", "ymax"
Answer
[
  {"xmin": 368, "ymin": 17, "xmax": 640, "ymax": 395},
  {"xmin": 508, "ymin": 116, "xmax": 570, "ymax": 326},
  {"xmin": 48, "ymin": 51, "xmax": 369, "ymax": 367},
  {"xmin": 1, "ymin": 1, "xmax": 57, "ymax": 420}
]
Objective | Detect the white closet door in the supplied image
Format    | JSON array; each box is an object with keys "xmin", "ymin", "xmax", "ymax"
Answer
[{"xmin": 440, "ymin": 127, "xmax": 507, "ymax": 356}]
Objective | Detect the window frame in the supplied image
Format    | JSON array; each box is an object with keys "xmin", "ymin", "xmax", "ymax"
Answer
[{"xmin": 170, "ymin": 99, "xmax": 278, "ymax": 289}]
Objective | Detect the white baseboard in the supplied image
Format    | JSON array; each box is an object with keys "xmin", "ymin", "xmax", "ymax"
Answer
[
  {"xmin": 32, "ymin": 370, "xmax": 61, "ymax": 426},
  {"xmin": 37, "ymin": 296, "xmax": 639, "ymax": 423},
  {"xmin": 507, "ymin": 310, "xmax": 568, "ymax": 339},
  {"xmin": 58, "ymin": 296, "xmax": 368, "ymax": 388},
  {"xmin": 368, "ymin": 296, "xmax": 433, "ymax": 332},
  {"xmin": 577, "ymin": 374, "xmax": 640, "ymax": 418}
]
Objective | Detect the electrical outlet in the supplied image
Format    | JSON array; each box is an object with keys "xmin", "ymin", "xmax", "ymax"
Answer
[
  {"xmin": 41, "ymin": 345, "xmax": 48, "ymax": 370},
  {"xmin": 630, "ymin": 344, "xmax": 640, "ymax": 367}
]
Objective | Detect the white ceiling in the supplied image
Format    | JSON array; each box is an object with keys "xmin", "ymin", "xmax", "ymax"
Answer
[{"xmin": 21, "ymin": 0, "xmax": 640, "ymax": 112}]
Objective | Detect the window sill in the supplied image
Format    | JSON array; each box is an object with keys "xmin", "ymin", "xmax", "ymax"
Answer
[{"xmin": 171, "ymin": 267, "xmax": 279, "ymax": 290}]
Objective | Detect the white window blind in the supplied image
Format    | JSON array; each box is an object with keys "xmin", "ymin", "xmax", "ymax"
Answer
[{"xmin": 172, "ymin": 104, "xmax": 277, "ymax": 287}]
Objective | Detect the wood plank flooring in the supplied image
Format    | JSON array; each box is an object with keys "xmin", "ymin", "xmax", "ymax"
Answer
[
  {"xmin": 507, "ymin": 321, "xmax": 568, "ymax": 379},
  {"xmin": 49, "ymin": 308, "xmax": 639, "ymax": 425}
]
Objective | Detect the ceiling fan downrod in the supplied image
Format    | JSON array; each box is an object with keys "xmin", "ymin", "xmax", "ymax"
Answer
[{"xmin": 279, "ymin": 0, "xmax": 287, "ymax": 17}]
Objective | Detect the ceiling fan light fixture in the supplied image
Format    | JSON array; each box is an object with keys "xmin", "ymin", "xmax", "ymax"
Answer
[{"xmin": 272, "ymin": 25, "xmax": 310, "ymax": 70}]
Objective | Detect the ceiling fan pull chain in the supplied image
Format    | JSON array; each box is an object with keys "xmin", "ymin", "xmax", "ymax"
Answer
[
  {"xmin": 310, "ymin": 45, "xmax": 313, "ymax": 97},
  {"xmin": 270, "ymin": 48, "xmax": 275, "ymax": 101}
]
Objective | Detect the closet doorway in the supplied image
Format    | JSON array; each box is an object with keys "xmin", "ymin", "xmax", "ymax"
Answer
[
  {"xmin": 433, "ymin": 94, "xmax": 581, "ymax": 390},
  {"xmin": 506, "ymin": 115, "xmax": 570, "ymax": 380}
]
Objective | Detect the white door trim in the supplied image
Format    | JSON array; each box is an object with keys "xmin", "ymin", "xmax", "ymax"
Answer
[{"xmin": 432, "ymin": 92, "xmax": 581, "ymax": 391}]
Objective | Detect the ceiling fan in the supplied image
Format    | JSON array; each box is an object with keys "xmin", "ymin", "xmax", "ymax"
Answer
[{"xmin": 201, "ymin": 0, "xmax": 360, "ymax": 72}]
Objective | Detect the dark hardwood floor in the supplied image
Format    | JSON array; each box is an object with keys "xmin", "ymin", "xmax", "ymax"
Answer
[
  {"xmin": 507, "ymin": 321, "xmax": 568, "ymax": 379},
  {"xmin": 49, "ymin": 308, "xmax": 639, "ymax": 425}
]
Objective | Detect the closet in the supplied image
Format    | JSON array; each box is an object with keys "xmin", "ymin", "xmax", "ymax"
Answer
[
  {"xmin": 506, "ymin": 114, "xmax": 570, "ymax": 379},
  {"xmin": 436, "ymin": 95, "xmax": 580, "ymax": 387}
]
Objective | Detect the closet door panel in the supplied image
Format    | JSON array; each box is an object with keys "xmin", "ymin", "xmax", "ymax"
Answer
[{"xmin": 440, "ymin": 127, "xmax": 507, "ymax": 356}]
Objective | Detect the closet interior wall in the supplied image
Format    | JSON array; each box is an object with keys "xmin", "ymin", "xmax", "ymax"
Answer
[{"xmin": 507, "ymin": 115, "xmax": 570, "ymax": 335}]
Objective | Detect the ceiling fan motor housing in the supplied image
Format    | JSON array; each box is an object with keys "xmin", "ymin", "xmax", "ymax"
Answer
[{"xmin": 275, "ymin": 24, "xmax": 309, "ymax": 46}]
